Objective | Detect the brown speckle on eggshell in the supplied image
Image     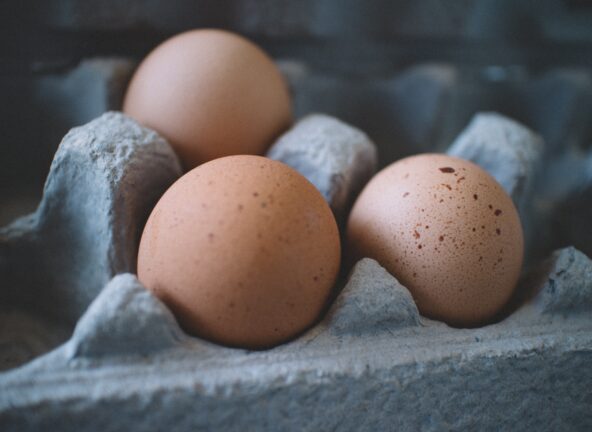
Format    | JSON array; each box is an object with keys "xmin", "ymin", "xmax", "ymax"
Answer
[
  {"xmin": 138, "ymin": 155, "xmax": 340, "ymax": 349},
  {"xmin": 346, "ymin": 153, "xmax": 524, "ymax": 326}
]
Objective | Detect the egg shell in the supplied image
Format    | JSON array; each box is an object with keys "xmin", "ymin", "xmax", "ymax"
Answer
[
  {"xmin": 346, "ymin": 153, "xmax": 524, "ymax": 326},
  {"xmin": 137, "ymin": 155, "xmax": 341, "ymax": 349},
  {"xmin": 123, "ymin": 29, "xmax": 292, "ymax": 170}
]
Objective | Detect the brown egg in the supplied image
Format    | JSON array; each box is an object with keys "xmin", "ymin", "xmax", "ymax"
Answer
[
  {"xmin": 137, "ymin": 155, "xmax": 340, "ymax": 349},
  {"xmin": 123, "ymin": 29, "xmax": 292, "ymax": 170},
  {"xmin": 347, "ymin": 153, "xmax": 523, "ymax": 326}
]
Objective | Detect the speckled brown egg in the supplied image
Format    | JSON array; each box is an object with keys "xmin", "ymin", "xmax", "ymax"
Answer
[
  {"xmin": 123, "ymin": 29, "xmax": 292, "ymax": 170},
  {"xmin": 346, "ymin": 153, "xmax": 523, "ymax": 326},
  {"xmin": 137, "ymin": 155, "xmax": 340, "ymax": 349}
]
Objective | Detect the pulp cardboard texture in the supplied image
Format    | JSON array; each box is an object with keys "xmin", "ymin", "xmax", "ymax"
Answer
[
  {"xmin": 0, "ymin": 113, "xmax": 182, "ymax": 371},
  {"xmin": 1, "ymin": 73, "xmax": 592, "ymax": 430},
  {"xmin": 267, "ymin": 114, "xmax": 377, "ymax": 224}
]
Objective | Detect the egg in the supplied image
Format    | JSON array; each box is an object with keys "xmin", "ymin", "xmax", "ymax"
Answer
[
  {"xmin": 123, "ymin": 29, "xmax": 292, "ymax": 170},
  {"xmin": 137, "ymin": 155, "xmax": 341, "ymax": 349},
  {"xmin": 346, "ymin": 153, "xmax": 523, "ymax": 326}
]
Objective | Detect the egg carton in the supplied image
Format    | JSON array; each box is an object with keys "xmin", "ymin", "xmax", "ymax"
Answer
[{"xmin": 2, "ymin": 64, "xmax": 592, "ymax": 431}]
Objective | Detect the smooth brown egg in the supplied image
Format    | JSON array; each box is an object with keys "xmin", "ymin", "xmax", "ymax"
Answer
[
  {"xmin": 123, "ymin": 29, "xmax": 292, "ymax": 170},
  {"xmin": 346, "ymin": 153, "xmax": 523, "ymax": 326},
  {"xmin": 137, "ymin": 155, "xmax": 341, "ymax": 349}
]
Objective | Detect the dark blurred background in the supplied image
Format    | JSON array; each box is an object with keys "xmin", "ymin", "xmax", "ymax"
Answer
[{"xmin": 1, "ymin": 0, "xmax": 592, "ymax": 226}]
